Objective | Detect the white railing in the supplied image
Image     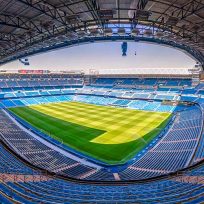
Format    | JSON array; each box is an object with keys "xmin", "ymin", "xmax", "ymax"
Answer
[{"xmin": 93, "ymin": 68, "xmax": 192, "ymax": 76}]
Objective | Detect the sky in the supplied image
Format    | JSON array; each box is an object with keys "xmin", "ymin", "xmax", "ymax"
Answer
[{"xmin": 0, "ymin": 42, "xmax": 196, "ymax": 72}]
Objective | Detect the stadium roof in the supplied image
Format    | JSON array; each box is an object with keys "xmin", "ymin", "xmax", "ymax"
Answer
[{"xmin": 0, "ymin": 0, "xmax": 204, "ymax": 67}]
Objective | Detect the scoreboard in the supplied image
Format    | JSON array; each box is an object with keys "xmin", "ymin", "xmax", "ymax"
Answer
[{"xmin": 18, "ymin": 70, "xmax": 50, "ymax": 74}]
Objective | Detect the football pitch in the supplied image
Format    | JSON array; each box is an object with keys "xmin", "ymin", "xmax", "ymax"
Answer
[{"xmin": 9, "ymin": 101, "xmax": 171, "ymax": 165}]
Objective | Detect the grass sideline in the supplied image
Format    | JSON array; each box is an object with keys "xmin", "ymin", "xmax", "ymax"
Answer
[{"xmin": 9, "ymin": 101, "xmax": 171, "ymax": 165}]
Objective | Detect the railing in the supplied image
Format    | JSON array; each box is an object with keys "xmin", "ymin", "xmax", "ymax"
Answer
[
  {"xmin": 1, "ymin": 133, "xmax": 204, "ymax": 185},
  {"xmin": 188, "ymin": 103, "xmax": 204, "ymax": 165}
]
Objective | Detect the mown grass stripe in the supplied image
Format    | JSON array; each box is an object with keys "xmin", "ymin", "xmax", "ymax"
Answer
[{"xmin": 9, "ymin": 101, "xmax": 171, "ymax": 165}]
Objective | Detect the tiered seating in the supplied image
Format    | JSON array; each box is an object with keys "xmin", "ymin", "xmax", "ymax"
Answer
[
  {"xmin": 1, "ymin": 75, "xmax": 204, "ymax": 202},
  {"xmin": 180, "ymin": 95, "xmax": 198, "ymax": 102},
  {"xmin": 0, "ymin": 142, "xmax": 204, "ymax": 203},
  {"xmin": 156, "ymin": 104, "xmax": 175, "ymax": 112},
  {"xmin": 0, "ymin": 110, "xmax": 102, "ymax": 179},
  {"xmin": 122, "ymin": 92, "xmax": 135, "ymax": 98},
  {"xmin": 0, "ymin": 74, "xmax": 83, "ymax": 94},
  {"xmin": 0, "ymin": 93, "xmax": 177, "ymax": 113},
  {"xmin": 157, "ymin": 87, "xmax": 171, "ymax": 92},
  {"xmin": 24, "ymin": 91, "xmax": 40, "ymax": 96},
  {"xmin": 0, "ymin": 144, "xmax": 35, "ymax": 174},
  {"xmin": 193, "ymin": 103, "xmax": 204, "ymax": 163},
  {"xmin": 127, "ymin": 100, "xmax": 148, "ymax": 109},
  {"xmin": 119, "ymin": 106, "xmax": 202, "ymax": 180},
  {"xmin": 74, "ymin": 95, "xmax": 116, "ymax": 105},
  {"xmin": 182, "ymin": 89, "xmax": 198, "ymax": 95},
  {"xmin": 92, "ymin": 77, "xmax": 192, "ymax": 89},
  {"xmin": 195, "ymin": 83, "xmax": 204, "ymax": 90},
  {"xmin": 1, "ymin": 100, "xmax": 16, "ymax": 108},
  {"xmin": 2, "ymin": 97, "xmax": 201, "ymax": 182},
  {"xmin": 132, "ymin": 93, "xmax": 150, "ymax": 99},
  {"xmin": 111, "ymin": 99, "xmax": 130, "ymax": 106},
  {"xmin": 155, "ymin": 94, "xmax": 175, "ymax": 100},
  {"xmin": 143, "ymin": 101, "xmax": 160, "ymax": 111}
]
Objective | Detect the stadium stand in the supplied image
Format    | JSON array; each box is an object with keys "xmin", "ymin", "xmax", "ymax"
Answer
[
  {"xmin": 0, "ymin": 0, "xmax": 203, "ymax": 200},
  {"xmin": 1, "ymin": 74, "xmax": 204, "ymax": 203},
  {"xmin": 0, "ymin": 141, "xmax": 204, "ymax": 203},
  {"xmin": 119, "ymin": 106, "xmax": 203, "ymax": 180},
  {"xmin": 91, "ymin": 77, "xmax": 192, "ymax": 88},
  {"xmin": 0, "ymin": 110, "xmax": 103, "ymax": 179}
]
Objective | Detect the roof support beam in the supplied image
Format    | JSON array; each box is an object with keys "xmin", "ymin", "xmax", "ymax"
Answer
[
  {"xmin": 138, "ymin": 0, "xmax": 149, "ymax": 10},
  {"xmin": 85, "ymin": 0, "xmax": 103, "ymax": 29},
  {"xmin": 129, "ymin": 0, "xmax": 149, "ymax": 20},
  {"xmin": 173, "ymin": 0, "xmax": 204, "ymax": 20},
  {"xmin": 57, "ymin": 0, "xmax": 87, "ymax": 9},
  {"xmin": 16, "ymin": 0, "xmax": 68, "ymax": 26},
  {"xmin": 16, "ymin": 0, "xmax": 78, "ymax": 40},
  {"xmin": 0, "ymin": 14, "xmax": 42, "ymax": 32}
]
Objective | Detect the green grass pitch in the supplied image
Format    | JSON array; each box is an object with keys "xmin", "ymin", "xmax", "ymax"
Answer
[{"xmin": 9, "ymin": 101, "xmax": 171, "ymax": 165}]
